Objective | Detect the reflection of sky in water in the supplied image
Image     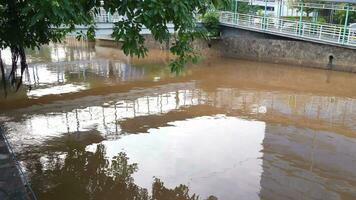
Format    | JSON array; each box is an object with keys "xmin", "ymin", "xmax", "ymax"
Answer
[
  {"xmin": 26, "ymin": 64, "xmax": 67, "ymax": 85},
  {"xmin": 87, "ymin": 116, "xmax": 265, "ymax": 200},
  {"xmin": 27, "ymin": 84, "xmax": 87, "ymax": 98}
]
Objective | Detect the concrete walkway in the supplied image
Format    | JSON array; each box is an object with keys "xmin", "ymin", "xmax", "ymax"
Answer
[{"xmin": 0, "ymin": 128, "xmax": 32, "ymax": 200}]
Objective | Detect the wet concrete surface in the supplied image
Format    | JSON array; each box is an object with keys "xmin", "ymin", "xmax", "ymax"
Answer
[{"xmin": 0, "ymin": 129, "xmax": 30, "ymax": 200}]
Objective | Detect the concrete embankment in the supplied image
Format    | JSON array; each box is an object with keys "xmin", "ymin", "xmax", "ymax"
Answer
[
  {"xmin": 219, "ymin": 26, "xmax": 356, "ymax": 73},
  {"xmin": 0, "ymin": 128, "xmax": 34, "ymax": 200}
]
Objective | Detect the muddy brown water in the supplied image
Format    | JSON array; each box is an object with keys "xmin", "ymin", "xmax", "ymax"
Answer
[{"xmin": 0, "ymin": 41, "xmax": 356, "ymax": 200}]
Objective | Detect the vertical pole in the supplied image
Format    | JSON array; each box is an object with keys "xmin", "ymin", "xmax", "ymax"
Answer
[
  {"xmin": 292, "ymin": 8, "xmax": 294, "ymax": 16},
  {"xmin": 108, "ymin": 12, "xmax": 111, "ymax": 22},
  {"xmin": 264, "ymin": 0, "xmax": 268, "ymax": 29},
  {"xmin": 278, "ymin": 0, "xmax": 282, "ymax": 29},
  {"xmin": 342, "ymin": 4, "xmax": 350, "ymax": 44},
  {"xmin": 299, "ymin": 2, "xmax": 304, "ymax": 35},
  {"xmin": 281, "ymin": 0, "xmax": 284, "ymax": 17},
  {"xmin": 234, "ymin": 0, "xmax": 238, "ymax": 24},
  {"xmin": 286, "ymin": 7, "xmax": 289, "ymax": 17},
  {"xmin": 278, "ymin": 0, "xmax": 282, "ymax": 18},
  {"xmin": 231, "ymin": 0, "xmax": 233, "ymax": 12},
  {"xmin": 338, "ymin": 27, "xmax": 342, "ymax": 43},
  {"xmin": 330, "ymin": 3, "xmax": 334, "ymax": 23}
]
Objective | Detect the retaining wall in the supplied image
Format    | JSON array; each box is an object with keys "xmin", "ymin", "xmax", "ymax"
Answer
[{"xmin": 219, "ymin": 26, "xmax": 356, "ymax": 73}]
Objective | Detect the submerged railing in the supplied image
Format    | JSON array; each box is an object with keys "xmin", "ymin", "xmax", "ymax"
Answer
[{"xmin": 219, "ymin": 11, "xmax": 356, "ymax": 48}]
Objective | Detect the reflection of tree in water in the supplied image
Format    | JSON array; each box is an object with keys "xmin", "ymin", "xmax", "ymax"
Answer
[{"xmin": 25, "ymin": 140, "xmax": 217, "ymax": 200}]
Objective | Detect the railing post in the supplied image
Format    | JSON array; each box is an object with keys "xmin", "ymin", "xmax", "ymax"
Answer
[
  {"xmin": 263, "ymin": 0, "xmax": 268, "ymax": 30},
  {"xmin": 231, "ymin": 0, "xmax": 234, "ymax": 12},
  {"xmin": 234, "ymin": 0, "xmax": 238, "ymax": 24},
  {"xmin": 298, "ymin": 2, "xmax": 304, "ymax": 35},
  {"xmin": 281, "ymin": 0, "xmax": 284, "ymax": 17},
  {"xmin": 278, "ymin": 0, "xmax": 282, "ymax": 30},
  {"xmin": 319, "ymin": 25, "xmax": 323, "ymax": 39},
  {"xmin": 237, "ymin": 13, "xmax": 239, "ymax": 25},
  {"xmin": 338, "ymin": 27, "xmax": 342, "ymax": 43},
  {"xmin": 342, "ymin": 4, "xmax": 350, "ymax": 44},
  {"xmin": 108, "ymin": 12, "xmax": 111, "ymax": 23}
]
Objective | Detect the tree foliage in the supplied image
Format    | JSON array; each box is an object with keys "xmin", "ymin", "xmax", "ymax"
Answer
[
  {"xmin": 201, "ymin": 10, "xmax": 220, "ymax": 37},
  {"xmin": 334, "ymin": 6, "xmax": 356, "ymax": 25},
  {"xmin": 0, "ymin": 0, "xmax": 229, "ymax": 91},
  {"xmin": 0, "ymin": 0, "xmax": 92, "ymax": 90}
]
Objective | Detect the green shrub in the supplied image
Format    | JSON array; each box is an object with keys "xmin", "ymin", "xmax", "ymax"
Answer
[
  {"xmin": 201, "ymin": 11, "xmax": 220, "ymax": 37},
  {"xmin": 316, "ymin": 16, "xmax": 326, "ymax": 24},
  {"xmin": 86, "ymin": 25, "xmax": 96, "ymax": 41}
]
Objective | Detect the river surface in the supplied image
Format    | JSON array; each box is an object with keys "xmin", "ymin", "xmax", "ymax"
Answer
[{"xmin": 0, "ymin": 41, "xmax": 356, "ymax": 200}]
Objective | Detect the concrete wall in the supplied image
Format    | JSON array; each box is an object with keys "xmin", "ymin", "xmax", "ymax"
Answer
[
  {"xmin": 96, "ymin": 34, "xmax": 171, "ymax": 50},
  {"xmin": 219, "ymin": 26, "xmax": 356, "ymax": 73}
]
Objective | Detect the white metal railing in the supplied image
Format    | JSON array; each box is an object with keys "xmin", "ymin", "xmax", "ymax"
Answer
[
  {"xmin": 289, "ymin": 2, "xmax": 356, "ymax": 12},
  {"xmin": 220, "ymin": 11, "xmax": 356, "ymax": 47},
  {"xmin": 94, "ymin": 8, "xmax": 121, "ymax": 23},
  {"xmin": 230, "ymin": 0, "xmax": 356, "ymax": 11}
]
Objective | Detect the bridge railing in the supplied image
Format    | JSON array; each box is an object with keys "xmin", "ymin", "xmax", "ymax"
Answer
[
  {"xmin": 94, "ymin": 8, "xmax": 121, "ymax": 23},
  {"xmin": 220, "ymin": 11, "xmax": 356, "ymax": 48}
]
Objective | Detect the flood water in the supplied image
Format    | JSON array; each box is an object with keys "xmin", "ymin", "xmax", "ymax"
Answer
[{"xmin": 0, "ymin": 41, "xmax": 356, "ymax": 200}]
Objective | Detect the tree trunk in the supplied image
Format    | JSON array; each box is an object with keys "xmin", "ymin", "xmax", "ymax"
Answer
[
  {"xmin": 0, "ymin": 50, "xmax": 7, "ymax": 97},
  {"xmin": 0, "ymin": 47, "xmax": 29, "ymax": 92},
  {"xmin": 16, "ymin": 47, "xmax": 28, "ymax": 91}
]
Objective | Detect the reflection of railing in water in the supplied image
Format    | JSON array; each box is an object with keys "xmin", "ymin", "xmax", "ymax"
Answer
[
  {"xmin": 4, "ymin": 85, "xmax": 202, "ymax": 143},
  {"xmin": 220, "ymin": 11, "xmax": 356, "ymax": 48},
  {"xmin": 5, "ymin": 82, "xmax": 356, "ymax": 150},
  {"xmin": 210, "ymin": 88, "xmax": 356, "ymax": 130},
  {"xmin": 23, "ymin": 59, "xmax": 145, "ymax": 89}
]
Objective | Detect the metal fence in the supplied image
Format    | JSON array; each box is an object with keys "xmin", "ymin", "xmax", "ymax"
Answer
[
  {"xmin": 229, "ymin": 0, "xmax": 356, "ymax": 11},
  {"xmin": 220, "ymin": 11, "xmax": 356, "ymax": 48},
  {"xmin": 94, "ymin": 8, "xmax": 121, "ymax": 23}
]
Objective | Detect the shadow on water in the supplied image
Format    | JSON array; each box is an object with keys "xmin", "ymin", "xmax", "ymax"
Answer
[{"xmin": 20, "ymin": 134, "xmax": 217, "ymax": 200}]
